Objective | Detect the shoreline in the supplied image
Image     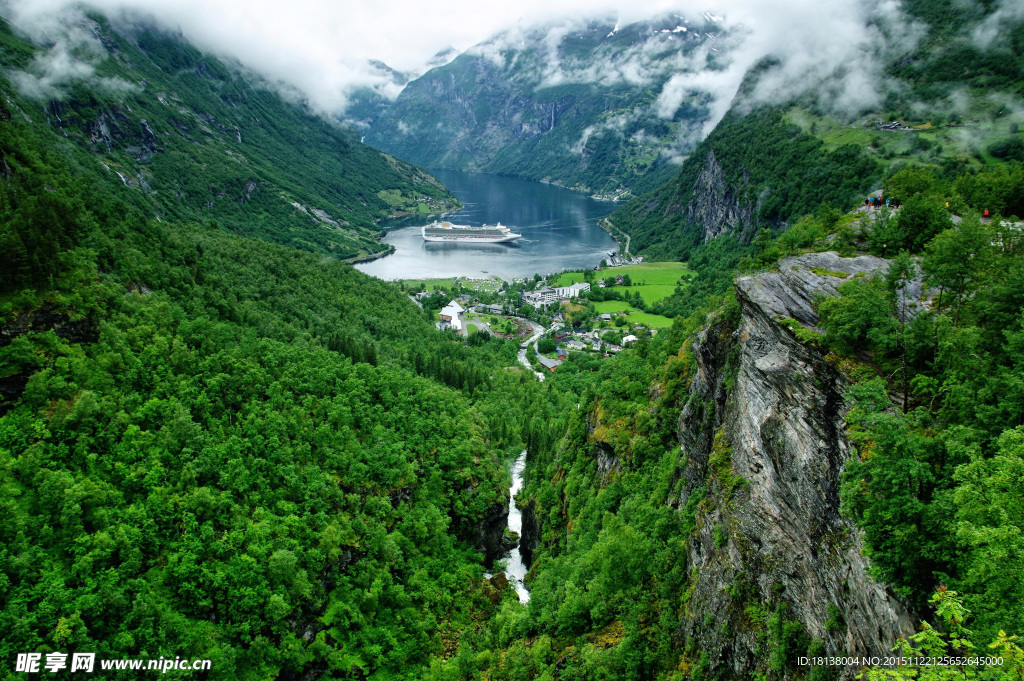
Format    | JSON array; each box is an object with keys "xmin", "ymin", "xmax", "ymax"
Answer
[
  {"xmin": 347, "ymin": 243, "xmax": 396, "ymax": 266},
  {"xmin": 597, "ymin": 217, "xmax": 629, "ymax": 256}
]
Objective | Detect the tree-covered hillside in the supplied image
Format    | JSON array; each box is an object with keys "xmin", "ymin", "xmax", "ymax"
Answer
[
  {"xmin": 5, "ymin": 2, "xmax": 1024, "ymax": 679},
  {"xmin": 610, "ymin": 107, "xmax": 881, "ymax": 261},
  {"xmin": 0, "ymin": 15, "xmax": 458, "ymax": 262},
  {"xmin": 0, "ymin": 14, "xmax": 563, "ymax": 679}
]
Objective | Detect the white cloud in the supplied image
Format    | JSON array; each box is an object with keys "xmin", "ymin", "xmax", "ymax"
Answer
[
  {"xmin": 2, "ymin": 0, "xmax": 922, "ymax": 125},
  {"xmin": 972, "ymin": 0, "xmax": 1024, "ymax": 49},
  {"xmin": 6, "ymin": 9, "xmax": 139, "ymax": 100}
]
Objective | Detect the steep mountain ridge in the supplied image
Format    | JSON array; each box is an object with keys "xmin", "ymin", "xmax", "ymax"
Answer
[
  {"xmin": 365, "ymin": 15, "xmax": 730, "ymax": 197},
  {"xmin": 610, "ymin": 108, "xmax": 881, "ymax": 260},
  {"xmin": 610, "ymin": 0, "xmax": 1024, "ymax": 261}
]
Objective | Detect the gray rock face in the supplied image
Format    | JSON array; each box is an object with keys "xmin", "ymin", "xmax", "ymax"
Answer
[
  {"xmin": 737, "ymin": 251, "xmax": 929, "ymax": 329},
  {"xmin": 519, "ymin": 498, "xmax": 541, "ymax": 569},
  {"xmin": 472, "ymin": 501, "xmax": 511, "ymax": 570},
  {"xmin": 686, "ymin": 149, "xmax": 758, "ymax": 245},
  {"xmin": 675, "ymin": 252, "xmax": 914, "ymax": 676},
  {"xmin": 736, "ymin": 252, "xmax": 889, "ymax": 328}
]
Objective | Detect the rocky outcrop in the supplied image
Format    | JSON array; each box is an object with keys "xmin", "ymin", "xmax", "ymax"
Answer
[
  {"xmin": 0, "ymin": 305, "xmax": 99, "ymax": 348},
  {"xmin": 502, "ymin": 529, "xmax": 520, "ymax": 553},
  {"xmin": 685, "ymin": 149, "xmax": 758, "ymax": 245},
  {"xmin": 519, "ymin": 498, "xmax": 541, "ymax": 568},
  {"xmin": 674, "ymin": 251, "xmax": 915, "ymax": 677},
  {"xmin": 738, "ymin": 251, "xmax": 889, "ymax": 326},
  {"xmin": 472, "ymin": 501, "xmax": 511, "ymax": 569},
  {"xmin": 739, "ymin": 251, "xmax": 928, "ymax": 327}
]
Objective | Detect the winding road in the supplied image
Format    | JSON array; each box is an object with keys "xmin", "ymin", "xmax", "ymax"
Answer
[{"xmin": 511, "ymin": 317, "xmax": 553, "ymax": 381}]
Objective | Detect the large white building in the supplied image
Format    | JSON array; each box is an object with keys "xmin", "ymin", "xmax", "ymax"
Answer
[
  {"xmin": 439, "ymin": 301, "xmax": 465, "ymax": 332},
  {"xmin": 555, "ymin": 282, "xmax": 590, "ymax": 299},
  {"xmin": 521, "ymin": 287, "xmax": 558, "ymax": 306}
]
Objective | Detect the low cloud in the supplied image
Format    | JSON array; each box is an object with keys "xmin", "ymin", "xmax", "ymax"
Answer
[
  {"xmin": 459, "ymin": 0, "xmax": 925, "ymax": 146},
  {"xmin": 972, "ymin": 0, "xmax": 1024, "ymax": 49},
  {"xmin": 6, "ymin": 8, "xmax": 139, "ymax": 100},
  {"xmin": 3, "ymin": 0, "xmax": 925, "ymax": 128},
  {"xmin": 650, "ymin": 0, "xmax": 928, "ymax": 136}
]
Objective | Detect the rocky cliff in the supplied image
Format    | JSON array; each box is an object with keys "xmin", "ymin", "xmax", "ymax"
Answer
[
  {"xmin": 473, "ymin": 501, "xmax": 512, "ymax": 569},
  {"xmin": 609, "ymin": 108, "xmax": 881, "ymax": 260},
  {"xmin": 684, "ymin": 150, "xmax": 757, "ymax": 244},
  {"xmin": 673, "ymin": 251, "xmax": 914, "ymax": 677}
]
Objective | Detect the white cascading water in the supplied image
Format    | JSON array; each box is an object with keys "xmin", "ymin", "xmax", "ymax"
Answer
[{"xmin": 505, "ymin": 450, "xmax": 530, "ymax": 602}]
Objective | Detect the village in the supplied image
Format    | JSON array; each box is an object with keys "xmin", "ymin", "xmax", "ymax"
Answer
[{"xmin": 402, "ymin": 261, "xmax": 693, "ymax": 374}]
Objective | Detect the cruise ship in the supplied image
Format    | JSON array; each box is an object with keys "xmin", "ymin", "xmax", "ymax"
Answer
[{"xmin": 421, "ymin": 221, "xmax": 523, "ymax": 243}]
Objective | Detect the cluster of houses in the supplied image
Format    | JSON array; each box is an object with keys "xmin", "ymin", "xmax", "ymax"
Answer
[
  {"xmin": 595, "ymin": 274, "xmax": 629, "ymax": 288},
  {"xmin": 534, "ymin": 329, "xmax": 643, "ymax": 371},
  {"xmin": 424, "ymin": 285, "xmax": 650, "ymax": 375}
]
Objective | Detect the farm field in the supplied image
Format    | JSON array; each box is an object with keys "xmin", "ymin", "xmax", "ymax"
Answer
[
  {"xmin": 555, "ymin": 262, "xmax": 691, "ymax": 306},
  {"xmin": 625, "ymin": 311, "xmax": 674, "ymax": 328},
  {"xmin": 593, "ymin": 300, "xmax": 633, "ymax": 313},
  {"xmin": 593, "ymin": 302, "xmax": 674, "ymax": 328},
  {"xmin": 629, "ymin": 284, "xmax": 677, "ymax": 305}
]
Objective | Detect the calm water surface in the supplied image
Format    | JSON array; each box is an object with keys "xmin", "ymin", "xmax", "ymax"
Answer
[{"xmin": 355, "ymin": 170, "xmax": 619, "ymax": 281}]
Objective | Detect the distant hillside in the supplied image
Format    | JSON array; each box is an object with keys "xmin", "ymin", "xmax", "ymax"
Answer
[
  {"xmin": 611, "ymin": 0, "xmax": 1024, "ymax": 261},
  {"xmin": 364, "ymin": 15, "xmax": 730, "ymax": 198},
  {"xmin": 0, "ymin": 15, "xmax": 458, "ymax": 261}
]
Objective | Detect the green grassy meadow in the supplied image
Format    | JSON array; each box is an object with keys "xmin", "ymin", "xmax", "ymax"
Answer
[
  {"xmin": 625, "ymin": 311, "xmax": 674, "ymax": 328},
  {"xmin": 593, "ymin": 300, "xmax": 633, "ymax": 313},
  {"xmin": 555, "ymin": 262, "xmax": 691, "ymax": 307}
]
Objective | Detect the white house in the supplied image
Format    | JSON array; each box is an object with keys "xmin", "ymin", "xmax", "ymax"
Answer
[
  {"xmin": 622, "ymin": 334, "xmax": 639, "ymax": 345},
  {"xmin": 439, "ymin": 301, "xmax": 466, "ymax": 332}
]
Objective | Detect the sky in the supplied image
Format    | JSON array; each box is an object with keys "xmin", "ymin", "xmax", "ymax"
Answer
[{"xmin": 2, "ymin": 0, "xmax": 924, "ymax": 118}]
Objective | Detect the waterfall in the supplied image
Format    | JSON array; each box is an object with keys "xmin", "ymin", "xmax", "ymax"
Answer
[{"xmin": 505, "ymin": 450, "xmax": 530, "ymax": 603}]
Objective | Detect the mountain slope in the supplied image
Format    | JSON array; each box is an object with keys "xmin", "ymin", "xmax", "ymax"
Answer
[
  {"xmin": 610, "ymin": 107, "xmax": 881, "ymax": 260},
  {"xmin": 365, "ymin": 15, "xmax": 730, "ymax": 198},
  {"xmin": 0, "ymin": 15, "xmax": 458, "ymax": 261},
  {"xmin": 610, "ymin": 0, "xmax": 1024, "ymax": 261}
]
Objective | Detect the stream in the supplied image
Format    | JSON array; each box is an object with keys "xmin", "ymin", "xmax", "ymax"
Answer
[{"xmin": 506, "ymin": 450, "xmax": 530, "ymax": 603}]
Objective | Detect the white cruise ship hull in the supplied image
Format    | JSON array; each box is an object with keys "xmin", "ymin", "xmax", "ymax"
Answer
[
  {"xmin": 422, "ymin": 233, "xmax": 523, "ymax": 243},
  {"xmin": 421, "ymin": 221, "xmax": 523, "ymax": 243}
]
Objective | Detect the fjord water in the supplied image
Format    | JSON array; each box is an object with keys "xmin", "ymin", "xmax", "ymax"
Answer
[{"xmin": 355, "ymin": 170, "xmax": 619, "ymax": 281}]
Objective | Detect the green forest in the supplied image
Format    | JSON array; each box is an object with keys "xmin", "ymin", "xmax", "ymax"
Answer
[
  {"xmin": 0, "ymin": 16, "xmax": 555, "ymax": 679},
  {"xmin": 3, "ymin": 1, "xmax": 1024, "ymax": 680}
]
